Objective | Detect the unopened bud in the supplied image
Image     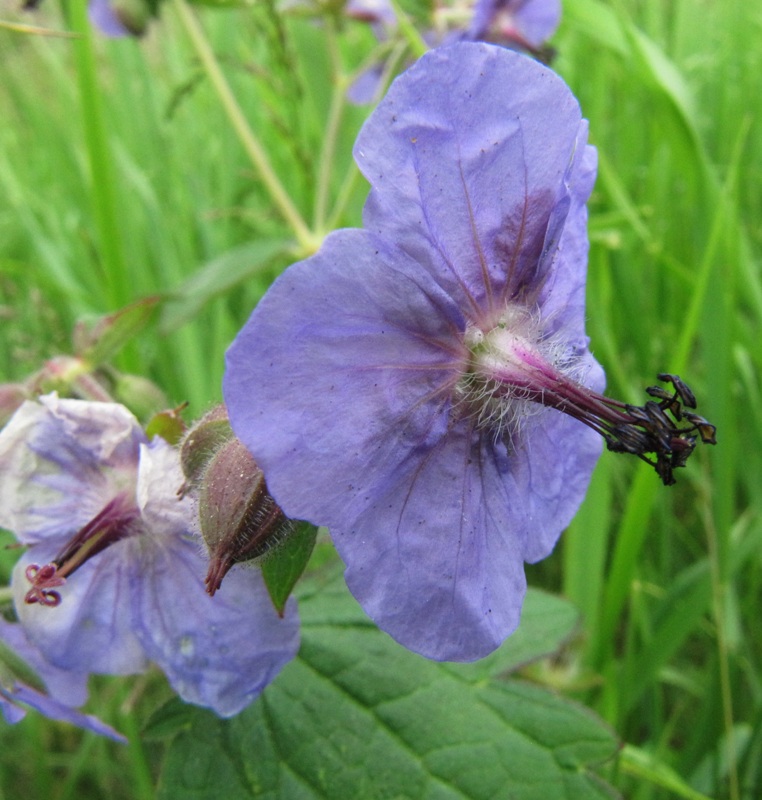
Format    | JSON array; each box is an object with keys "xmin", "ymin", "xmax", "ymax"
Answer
[
  {"xmin": 181, "ymin": 406, "xmax": 295, "ymax": 595},
  {"xmin": 110, "ymin": 373, "xmax": 169, "ymax": 421}
]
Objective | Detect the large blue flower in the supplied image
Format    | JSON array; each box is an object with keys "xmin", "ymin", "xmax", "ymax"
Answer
[
  {"xmin": 0, "ymin": 394, "xmax": 299, "ymax": 715},
  {"xmin": 225, "ymin": 43, "xmax": 712, "ymax": 661},
  {"xmin": 225, "ymin": 43, "xmax": 600, "ymax": 661}
]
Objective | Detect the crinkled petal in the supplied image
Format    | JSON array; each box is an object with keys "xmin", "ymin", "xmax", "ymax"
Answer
[
  {"xmin": 136, "ymin": 438, "xmax": 194, "ymax": 542},
  {"xmin": 225, "ymin": 228, "xmax": 467, "ymax": 528},
  {"xmin": 502, "ymin": 401, "xmax": 602, "ymax": 564},
  {"xmin": 354, "ymin": 43, "xmax": 586, "ymax": 318},
  {"xmin": 334, "ymin": 423, "xmax": 528, "ymax": 661},
  {"xmin": 131, "ymin": 536, "xmax": 299, "ymax": 717},
  {"xmin": 538, "ymin": 128, "xmax": 599, "ymax": 347},
  {"xmin": 12, "ymin": 544, "xmax": 148, "ymax": 676},
  {"xmin": 0, "ymin": 395, "xmax": 144, "ymax": 545}
]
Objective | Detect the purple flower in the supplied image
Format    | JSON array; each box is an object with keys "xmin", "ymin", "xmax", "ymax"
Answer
[
  {"xmin": 0, "ymin": 617, "xmax": 126, "ymax": 741},
  {"xmin": 468, "ymin": 0, "xmax": 561, "ymax": 52},
  {"xmin": 224, "ymin": 43, "xmax": 600, "ymax": 661},
  {"xmin": 88, "ymin": 0, "xmax": 131, "ymax": 36},
  {"xmin": 0, "ymin": 394, "xmax": 299, "ymax": 716},
  {"xmin": 225, "ymin": 43, "xmax": 713, "ymax": 661},
  {"xmin": 347, "ymin": 0, "xmax": 560, "ymax": 104}
]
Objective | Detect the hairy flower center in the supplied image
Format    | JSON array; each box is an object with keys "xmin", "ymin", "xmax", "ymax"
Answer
[
  {"xmin": 461, "ymin": 304, "xmax": 716, "ymax": 485},
  {"xmin": 24, "ymin": 492, "xmax": 140, "ymax": 607}
]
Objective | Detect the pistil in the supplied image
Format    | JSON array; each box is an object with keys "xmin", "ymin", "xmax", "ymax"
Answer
[{"xmin": 24, "ymin": 492, "xmax": 140, "ymax": 607}]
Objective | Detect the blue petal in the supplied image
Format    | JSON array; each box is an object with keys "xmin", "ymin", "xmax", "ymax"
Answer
[
  {"xmin": 355, "ymin": 43, "xmax": 587, "ymax": 321},
  {"xmin": 225, "ymin": 229, "xmax": 468, "ymax": 528},
  {"xmin": 13, "ymin": 546, "xmax": 149, "ymax": 676},
  {"xmin": 9, "ymin": 685, "xmax": 126, "ymax": 741},
  {"xmin": 132, "ymin": 537, "xmax": 299, "ymax": 717}
]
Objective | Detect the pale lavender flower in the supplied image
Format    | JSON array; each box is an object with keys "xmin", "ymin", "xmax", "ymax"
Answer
[
  {"xmin": 88, "ymin": 0, "xmax": 131, "ymax": 36},
  {"xmin": 224, "ymin": 43, "xmax": 713, "ymax": 661},
  {"xmin": 0, "ymin": 617, "xmax": 125, "ymax": 741},
  {"xmin": 0, "ymin": 394, "xmax": 299, "ymax": 716}
]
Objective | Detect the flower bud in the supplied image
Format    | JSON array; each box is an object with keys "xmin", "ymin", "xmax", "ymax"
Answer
[
  {"xmin": 110, "ymin": 373, "xmax": 169, "ymax": 422},
  {"xmin": 181, "ymin": 406, "xmax": 295, "ymax": 595}
]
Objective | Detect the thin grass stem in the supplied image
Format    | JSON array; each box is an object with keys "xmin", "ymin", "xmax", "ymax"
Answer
[{"xmin": 171, "ymin": 0, "xmax": 319, "ymax": 255}]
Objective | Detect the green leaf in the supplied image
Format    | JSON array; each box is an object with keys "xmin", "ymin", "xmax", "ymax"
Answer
[
  {"xmin": 161, "ymin": 240, "xmax": 293, "ymax": 332},
  {"xmin": 142, "ymin": 696, "xmax": 198, "ymax": 741},
  {"xmin": 73, "ymin": 296, "xmax": 161, "ymax": 366},
  {"xmin": 620, "ymin": 744, "xmax": 714, "ymax": 800},
  {"xmin": 262, "ymin": 522, "xmax": 318, "ymax": 615},
  {"xmin": 158, "ymin": 581, "xmax": 617, "ymax": 799}
]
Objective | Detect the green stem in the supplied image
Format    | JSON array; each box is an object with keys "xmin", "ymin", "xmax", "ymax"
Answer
[
  {"xmin": 326, "ymin": 42, "xmax": 407, "ymax": 230},
  {"xmin": 172, "ymin": 0, "xmax": 318, "ymax": 254},
  {"xmin": 313, "ymin": 20, "xmax": 346, "ymax": 234},
  {"xmin": 387, "ymin": 0, "xmax": 428, "ymax": 58}
]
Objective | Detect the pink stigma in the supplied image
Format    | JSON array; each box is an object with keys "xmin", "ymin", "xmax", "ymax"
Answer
[{"xmin": 24, "ymin": 563, "xmax": 65, "ymax": 607}]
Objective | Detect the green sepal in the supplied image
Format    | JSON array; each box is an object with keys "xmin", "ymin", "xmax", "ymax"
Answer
[
  {"xmin": 261, "ymin": 521, "xmax": 318, "ymax": 615},
  {"xmin": 145, "ymin": 405, "xmax": 189, "ymax": 445}
]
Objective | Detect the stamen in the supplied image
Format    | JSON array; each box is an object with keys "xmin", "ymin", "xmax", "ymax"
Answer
[{"xmin": 467, "ymin": 315, "xmax": 716, "ymax": 485}]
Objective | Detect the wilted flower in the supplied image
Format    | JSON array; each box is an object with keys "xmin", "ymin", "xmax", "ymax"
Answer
[
  {"xmin": 224, "ymin": 43, "xmax": 714, "ymax": 661},
  {"xmin": 0, "ymin": 617, "xmax": 125, "ymax": 741},
  {"xmin": 0, "ymin": 394, "xmax": 299, "ymax": 716}
]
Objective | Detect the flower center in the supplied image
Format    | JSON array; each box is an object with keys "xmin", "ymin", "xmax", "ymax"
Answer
[
  {"xmin": 462, "ymin": 305, "xmax": 716, "ymax": 485},
  {"xmin": 24, "ymin": 492, "xmax": 141, "ymax": 607}
]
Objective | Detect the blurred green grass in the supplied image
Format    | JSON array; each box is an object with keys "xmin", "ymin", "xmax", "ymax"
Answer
[{"xmin": 0, "ymin": 0, "xmax": 760, "ymax": 797}]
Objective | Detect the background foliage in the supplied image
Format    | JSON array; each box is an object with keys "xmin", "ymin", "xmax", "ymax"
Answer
[{"xmin": 0, "ymin": 0, "xmax": 760, "ymax": 797}]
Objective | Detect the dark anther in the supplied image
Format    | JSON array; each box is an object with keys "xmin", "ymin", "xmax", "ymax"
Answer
[
  {"xmin": 683, "ymin": 412, "xmax": 717, "ymax": 445},
  {"xmin": 657, "ymin": 373, "xmax": 697, "ymax": 409},
  {"xmin": 601, "ymin": 374, "xmax": 714, "ymax": 485}
]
